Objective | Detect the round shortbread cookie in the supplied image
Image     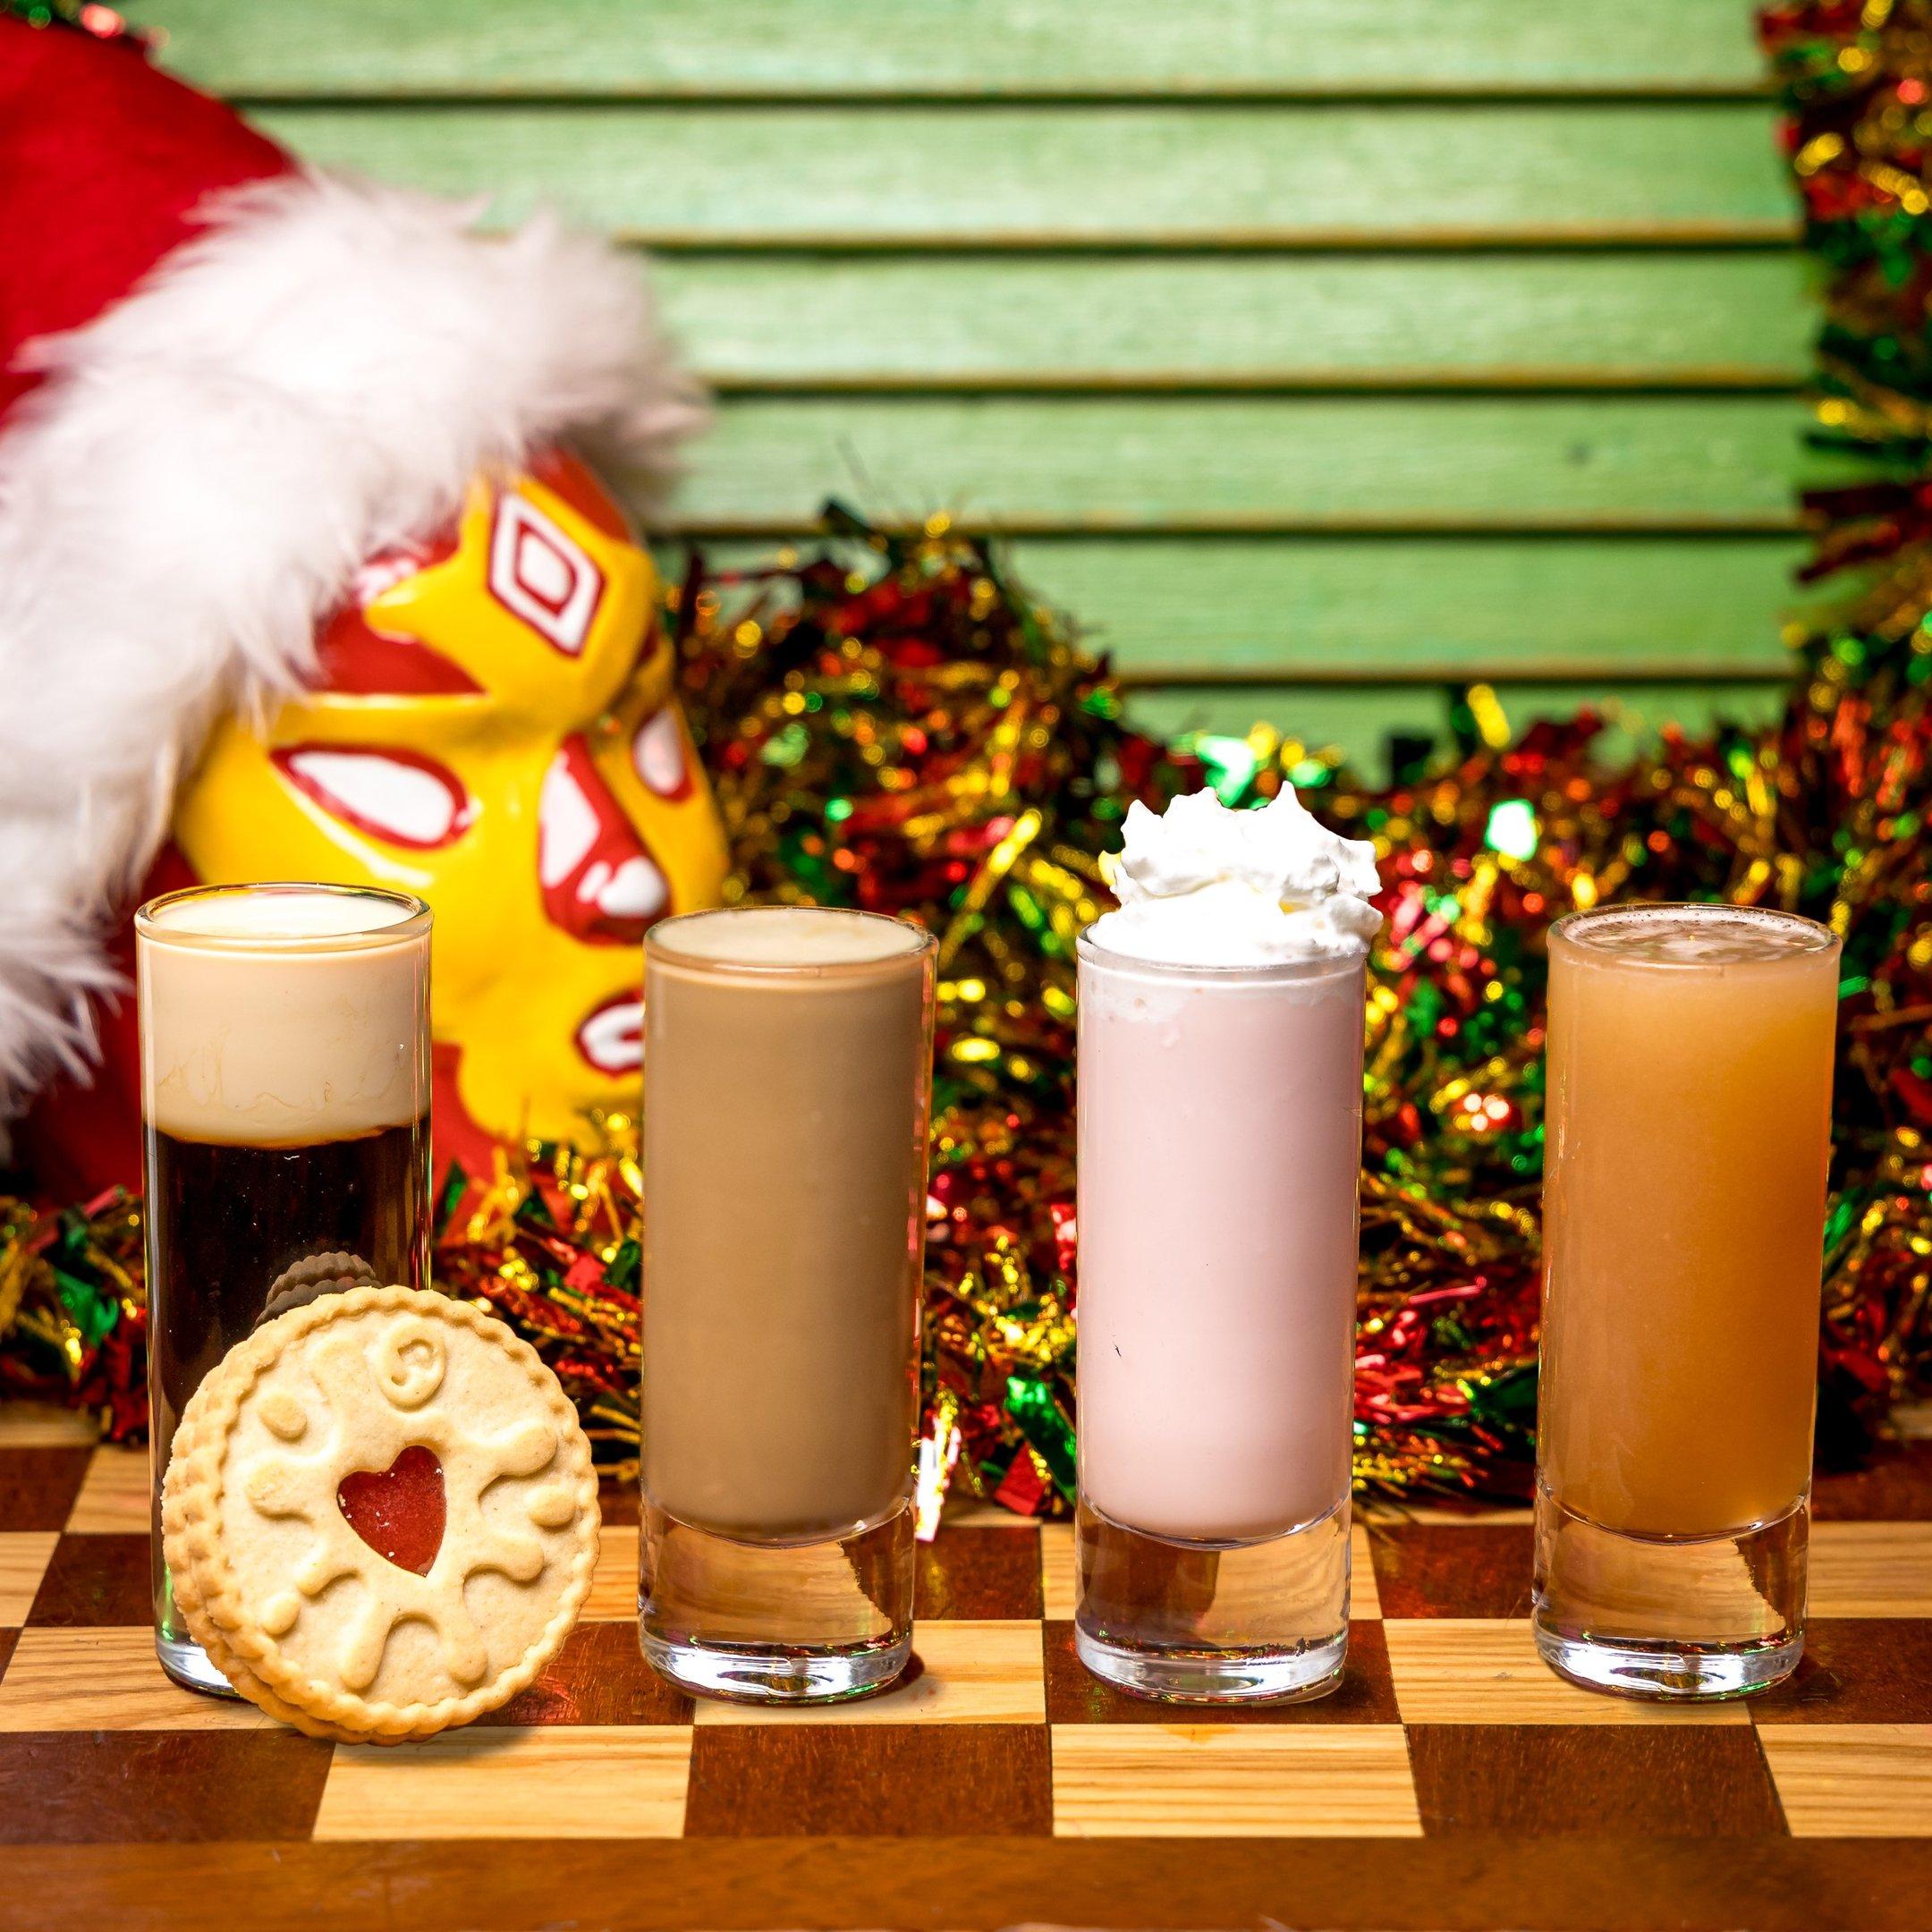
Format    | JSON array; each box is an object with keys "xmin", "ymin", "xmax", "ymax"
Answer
[{"xmin": 163, "ymin": 1284, "xmax": 598, "ymax": 1741}]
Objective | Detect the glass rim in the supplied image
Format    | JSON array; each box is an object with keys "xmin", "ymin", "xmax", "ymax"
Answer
[
  {"xmin": 133, "ymin": 881, "xmax": 433, "ymax": 953},
  {"xmin": 644, "ymin": 903, "xmax": 938, "ymax": 978},
  {"xmin": 1075, "ymin": 928, "xmax": 1371, "ymax": 981},
  {"xmin": 1548, "ymin": 900, "xmax": 1840, "ymax": 965}
]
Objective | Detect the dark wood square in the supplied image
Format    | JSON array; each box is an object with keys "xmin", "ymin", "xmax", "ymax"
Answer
[
  {"xmin": 477, "ymin": 1621, "xmax": 692, "ymax": 1726},
  {"xmin": 1752, "ymin": 1618, "xmax": 1932, "ymax": 1724},
  {"xmin": 0, "ymin": 1449, "xmax": 93, "ymax": 1533},
  {"xmin": 1409, "ymin": 1725, "xmax": 1786, "ymax": 1837},
  {"xmin": 1813, "ymin": 1440, "xmax": 1932, "ymax": 1521},
  {"xmin": 0, "ymin": 1629, "xmax": 16, "ymax": 1679},
  {"xmin": 915, "ymin": 1525, "xmax": 1043, "ymax": 1620},
  {"xmin": 28, "ymin": 1533, "xmax": 149, "ymax": 1627},
  {"xmin": 1041, "ymin": 1617, "xmax": 1400, "ymax": 1724},
  {"xmin": 1366, "ymin": 1522, "xmax": 1535, "ymax": 1619},
  {"xmin": 0, "ymin": 1733, "xmax": 334, "ymax": 1843},
  {"xmin": 595, "ymin": 1479, "xmax": 639, "ymax": 1527},
  {"xmin": 683, "ymin": 1723, "xmax": 1051, "ymax": 1836}
]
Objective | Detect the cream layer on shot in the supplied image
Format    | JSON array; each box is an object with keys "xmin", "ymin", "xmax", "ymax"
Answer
[{"xmin": 138, "ymin": 886, "xmax": 430, "ymax": 1145}]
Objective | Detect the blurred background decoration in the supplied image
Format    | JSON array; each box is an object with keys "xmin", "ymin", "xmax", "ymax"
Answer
[
  {"xmin": 15, "ymin": 2, "xmax": 1932, "ymax": 1513},
  {"xmin": 148, "ymin": 0, "xmax": 1815, "ymax": 779}
]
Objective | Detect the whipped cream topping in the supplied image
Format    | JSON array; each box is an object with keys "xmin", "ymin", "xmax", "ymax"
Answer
[{"xmin": 1088, "ymin": 786, "xmax": 1383, "ymax": 967}]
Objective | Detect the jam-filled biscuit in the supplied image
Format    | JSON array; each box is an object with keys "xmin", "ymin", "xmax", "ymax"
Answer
[{"xmin": 163, "ymin": 1284, "xmax": 598, "ymax": 1742}]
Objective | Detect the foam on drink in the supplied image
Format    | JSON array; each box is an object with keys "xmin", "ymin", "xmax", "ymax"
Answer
[
  {"xmin": 139, "ymin": 885, "xmax": 431, "ymax": 1146},
  {"xmin": 1559, "ymin": 903, "xmax": 1833, "ymax": 968},
  {"xmin": 648, "ymin": 904, "xmax": 928, "ymax": 967}
]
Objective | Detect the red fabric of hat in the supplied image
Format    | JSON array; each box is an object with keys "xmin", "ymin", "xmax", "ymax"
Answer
[
  {"xmin": 0, "ymin": 16, "xmax": 290, "ymax": 424},
  {"xmin": 0, "ymin": 17, "xmax": 706, "ymax": 1153}
]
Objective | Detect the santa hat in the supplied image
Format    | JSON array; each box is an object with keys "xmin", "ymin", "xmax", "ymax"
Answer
[{"xmin": 0, "ymin": 14, "xmax": 704, "ymax": 1129}]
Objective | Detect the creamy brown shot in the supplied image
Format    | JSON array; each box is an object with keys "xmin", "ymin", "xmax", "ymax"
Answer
[{"xmin": 640, "ymin": 907, "xmax": 935, "ymax": 1541}]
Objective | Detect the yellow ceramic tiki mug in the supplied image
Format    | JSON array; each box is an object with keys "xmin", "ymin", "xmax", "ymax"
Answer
[{"xmin": 173, "ymin": 452, "xmax": 728, "ymax": 1157}]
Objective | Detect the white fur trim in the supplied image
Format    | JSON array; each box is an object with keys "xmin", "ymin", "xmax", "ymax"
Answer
[{"xmin": 0, "ymin": 170, "xmax": 706, "ymax": 1121}]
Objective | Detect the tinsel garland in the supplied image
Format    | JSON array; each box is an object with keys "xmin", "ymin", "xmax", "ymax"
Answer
[{"xmin": 9, "ymin": 11, "xmax": 1932, "ymax": 1509}]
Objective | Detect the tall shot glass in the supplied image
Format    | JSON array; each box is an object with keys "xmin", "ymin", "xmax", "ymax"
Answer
[
  {"xmin": 639, "ymin": 906, "xmax": 936, "ymax": 1703},
  {"xmin": 1073, "ymin": 931, "xmax": 1367, "ymax": 1702},
  {"xmin": 138, "ymin": 883, "xmax": 433, "ymax": 1695},
  {"xmin": 1533, "ymin": 903, "xmax": 1840, "ymax": 1699}
]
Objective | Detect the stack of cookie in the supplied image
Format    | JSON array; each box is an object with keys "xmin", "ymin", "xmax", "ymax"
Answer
[{"xmin": 162, "ymin": 1285, "xmax": 600, "ymax": 1742}]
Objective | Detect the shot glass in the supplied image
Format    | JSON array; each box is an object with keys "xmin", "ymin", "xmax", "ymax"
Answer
[
  {"xmin": 139, "ymin": 883, "xmax": 432, "ymax": 1695},
  {"xmin": 638, "ymin": 906, "xmax": 936, "ymax": 1703},
  {"xmin": 1533, "ymin": 903, "xmax": 1840, "ymax": 1699},
  {"xmin": 1072, "ymin": 931, "xmax": 1367, "ymax": 1702}
]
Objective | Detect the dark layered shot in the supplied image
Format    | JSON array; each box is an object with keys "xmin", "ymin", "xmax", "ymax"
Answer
[{"xmin": 135, "ymin": 884, "xmax": 433, "ymax": 1693}]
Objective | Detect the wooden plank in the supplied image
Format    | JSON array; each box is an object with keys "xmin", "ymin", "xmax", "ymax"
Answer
[
  {"xmin": 1049, "ymin": 1726, "xmax": 1422, "ymax": 1838},
  {"xmin": 157, "ymin": 0, "xmax": 1769, "ymax": 99},
  {"xmin": 0, "ymin": 1405, "xmax": 99, "ymax": 1448},
  {"xmin": 312, "ymin": 1729, "xmax": 693, "ymax": 1841},
  {"xmin": 1382, "ymin": 1621, "xmax": 1750, "ymax": 1726},
  {"xmin": 671, "ymin": 536, "xmax": 1806, "ymax": 680},
  {"xmin": 0, "ymin": 1533, "xmax": 57, "ymax": 1625},
  {"xmin": 1808, "ymin": 1523, "xmax": 1932, "ymax": 1619},
  {"xmin": 0, "ymin": 1629, "xmax": 276, "ymax": 1733},
  {"xmin": 65, "ymin": 1446, "xmax": 148, "ymax": 1535},
  {"xmin": 654, "ymin": 254, "xmax": 1809, "ymax": 389},
  {"xmin": 14, "ymin": 1841, "xmax": 1932, "ymax": 1932},
  {"xmin": 250, "ymin": 105, "xmax": 1794, "ymax": 245},
  {"xmin": 1759, "ymin": 1726, "xmax": 1932, "ymax": 1838},
  {"xmin": 1408, "ymin": 1727, "xmax": 1784, "ymax": 1836},
  {"xmin": 690, "ymin": 1623, "xmax": 1046, "ymax": 1727},
  {"xmin": 659, "ymin": 397, "xmax": 1820, "ymax": 532}
]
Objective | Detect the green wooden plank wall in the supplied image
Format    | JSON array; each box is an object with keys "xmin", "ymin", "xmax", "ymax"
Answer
[{"xmin": 153, "ymin": 0, "xmax": 1813, "ymax": 767}]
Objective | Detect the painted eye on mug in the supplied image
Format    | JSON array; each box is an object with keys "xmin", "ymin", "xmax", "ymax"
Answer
[
  {"xmin": 272, "ymin": 745, "xmax": 476, "ymax": 851},
  {"xmin": 631, "ymin": 708, "xmax": 691, "ymax": 801},
  {"xmin": 538, "ymin": 736, "xmax": 670, "ymax": 945}
]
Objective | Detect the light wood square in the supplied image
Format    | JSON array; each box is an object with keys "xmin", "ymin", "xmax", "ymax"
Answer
[
  {"xmin": 1038, "ymin": 1519, "xmax": 1377, "ymax": 1623},
  {"xmin": 0, "ymin": 1627, "xmax": 275, "ymax": 1731},
  {"xmin": 1350, "ymin": 1521, "xmax": 1380, "ymax": 1619},
  {"xmin": 0, "ymin": 1531, "xmax": 57, "ymax": 1623},
  {"xmin": 1040, "ymin": 1522, "xmax": 1075, "ymax": 1622},
  {"xmin": 66, "ymin": 1445, "xmax": 149, "ymax": 1534},
  {"xmin": 583, "ymin": 1523, "xmax": 640, "ymax": 1621},
  {"xmin": 1760, "ymin": 1725, "xmax": 1932, "ymax": 1836},
  {"xmin": 691, "ymin": 1619, "xmax": 1044, "ymax": 1725},
  {"xmin": 0, "ymin": 1402, "xmax": 99, "ymax": 1446},
  {"xmin": 1051, "ymin": 1724, "xmax": 1419, "ymax": 1837},
  {"xmin": 1808, "ymin": 1523, "xmax": 1932, "ymax": 1617},
  {"xmin": 314, "ymin": 1725, "xmax": 691, "ymax": 1839},
  {"xmin": 1383, "ymin": 1619, "xmax": 1748, "ymax": 1725}
]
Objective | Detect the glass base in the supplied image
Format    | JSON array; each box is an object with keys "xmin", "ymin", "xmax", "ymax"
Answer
[
  {"xmin": 156, "ymin": 1631, "xmax": 240, "ymax": 1699},
  {"xmin": 640, "ymin": 1495, "xmax": 914, "ymax": 1706},
  {"xmin": 1075, "ymin": 1621, "xmax": 1346, "ymax": 1704},
  {"xmin": 1532, "ymin": 1626, "xmax": 1803, "ymax": 1701},
  {"xmin": 641, "ymin": 1629, "xmax": 912, "ymax": 1705},
  {"xmin": 1532, "ymin": 1484, "xmax": 1807, "ymax": 1702},
  {"xmin": 1073, "ymin": 1493, "xmax": 1350, "ymax": 1707}
]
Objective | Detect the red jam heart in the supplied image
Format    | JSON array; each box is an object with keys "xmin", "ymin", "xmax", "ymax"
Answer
[{"xmin": 336, "ymin": 1445, "xmax": 445, "ymax": 1576}]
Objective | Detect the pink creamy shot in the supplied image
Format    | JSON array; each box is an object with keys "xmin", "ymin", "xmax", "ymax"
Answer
[{"xmin": 1075, "ymin": 788, "xmax": 1381, "ymax": 1543}]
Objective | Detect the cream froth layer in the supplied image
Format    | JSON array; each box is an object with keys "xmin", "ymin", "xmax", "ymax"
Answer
[
  {"xmin": 1089, "ymin": 785, "xmax": 1383, "ymax": 967},
  {"xmin": 137, "ymin": 885, "xmax": 431, "ymax": 1146}
]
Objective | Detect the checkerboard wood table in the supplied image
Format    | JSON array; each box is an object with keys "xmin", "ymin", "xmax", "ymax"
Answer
[{"xmin": 5, "ymin": 1408, "xmax": 1932, "ymax": 1929}]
